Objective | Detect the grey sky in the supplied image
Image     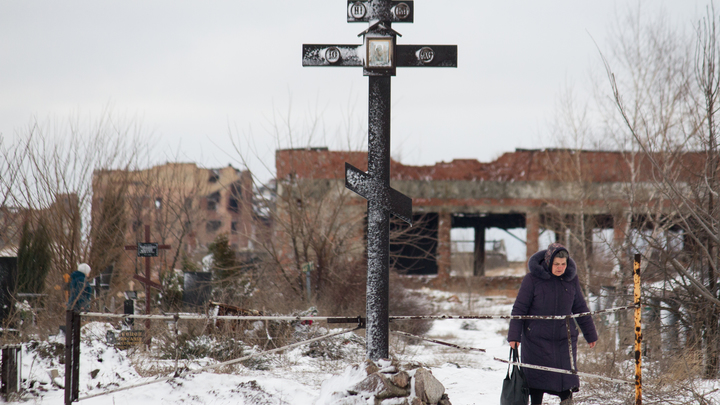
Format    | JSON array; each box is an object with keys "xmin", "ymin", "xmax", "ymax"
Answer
[{"xmin": 0, "ymin": 1, "xmax": 703, "ymax": 183}]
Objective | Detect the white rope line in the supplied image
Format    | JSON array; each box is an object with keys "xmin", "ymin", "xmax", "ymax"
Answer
[
  {"xmin": 392, "ymin": 330, "xmax": 633, "ymax": 385},
  {"xmin": 77, "ymin": 326, "xmax": 360, "ymax": 402},
  {"xmin": 391, "ymin": 330, "xmax": 486, "ymax": 353},
  {"xmin": 78, "ymin": 304, "xmax": 636, "ymax": 322},
  {"xmin": 79, "ymin": 313, "xmax": 332, "ymax": 321},
  {"xmin": 495, "ymin": 358, "xmax": 633, "ymax": 386},
  {"xmin": 389, "ymin": 305, "xmax": 638, "ymax": 321},
  {"xmin": 73, "ymin": 304, "xmax": 637, "ymax": 399}
]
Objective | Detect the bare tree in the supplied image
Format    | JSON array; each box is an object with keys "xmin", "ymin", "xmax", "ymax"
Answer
[
  {"xmin": 7, "ymin": 109, "xmax": 148, "ymax": 322},
  {"xmin": 0, "ymin": 134, "xmax": 30, "ymax": 251},
  {"xmin": 598, "ymin": 3, "xmax": 720, "ymax": 378},
  {"xmin": 229, "ymin": 103, "xmax": 435, "ymax": 325}
]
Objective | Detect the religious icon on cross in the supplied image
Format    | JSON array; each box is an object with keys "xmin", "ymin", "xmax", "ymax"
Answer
[{"xmin": 302, "ymin": 0, "xmax": 456, "ymax": 360}]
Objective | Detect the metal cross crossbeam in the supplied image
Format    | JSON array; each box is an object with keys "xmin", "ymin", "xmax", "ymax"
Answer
[
  {"xmin": 345, "ymin": 163, "xmax": 412, "ymax": 224},
  {"xmin": 347, "ymin": 0, "xmax": 414, "ymax": 23},
  {"xmin": 302, "ymin": 44, "xmax": 457, "ymax": 68},
  {"xmin": 302, "ymin": 0, "xmax": 456, "ymax": 361}
]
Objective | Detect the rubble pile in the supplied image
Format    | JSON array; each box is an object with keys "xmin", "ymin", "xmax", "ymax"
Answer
[{"xmin": 332, "ymin": 359, "xmax": 452, "ymax": 405}]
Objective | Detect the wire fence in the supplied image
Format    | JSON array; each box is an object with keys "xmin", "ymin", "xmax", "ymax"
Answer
[
  {"xmin": 65, "ymin": 302, "xmax": 639, "ymax": 403},
  {"xmin": 76, "ymin": 325, "xmax": 361, "ymax": 402},
  {"xmin": 63, "ymin": 254, "xmax": 645, "ymax": 404}
]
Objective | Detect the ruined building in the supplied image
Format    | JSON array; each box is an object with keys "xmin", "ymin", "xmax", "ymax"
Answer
[
  {"xmin": 91, "ymin": 163, "xmax": 254, "ymax": 292},
  {"xmin": 276, "ymin": 147, "xmax": 695, "ymax": 285}
]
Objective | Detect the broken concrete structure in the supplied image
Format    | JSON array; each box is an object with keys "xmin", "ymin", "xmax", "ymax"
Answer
[{"xmin": 276, "ymin": 147, "xmax": 681, "ymax": 282}]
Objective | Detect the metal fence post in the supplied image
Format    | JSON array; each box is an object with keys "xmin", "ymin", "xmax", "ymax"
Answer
[
  {"xmin": 64, "ymin": 310, "xmax": 73, "ymax": 405},
  {"xmin": 72, "ymin": 310, "xmax": 80, "ymax": 401},
  {"xmin": 64, "ymin": 310, "xmax": 80, "ymax": 404},
  {"xmin": 633, "ymin": 254, "xmax": 642, "ymax": 405},
  {"xmin": 1, "ymin": 344, "xmax": 21, "ymax": 399}
]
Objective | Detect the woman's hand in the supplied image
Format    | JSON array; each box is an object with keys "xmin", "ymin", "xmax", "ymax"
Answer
[
  {"xmin": 509, "ymin": 341, "xmax": 520, "ymax": 349},
  {"xmin": 588, "ymin": 341, "xmax": 597, "ymax": 349}
]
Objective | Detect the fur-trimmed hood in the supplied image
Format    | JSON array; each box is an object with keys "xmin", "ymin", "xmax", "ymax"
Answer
[{"xmin": 527, "ymin": 249, "xmax": 577, "ymax": 281}]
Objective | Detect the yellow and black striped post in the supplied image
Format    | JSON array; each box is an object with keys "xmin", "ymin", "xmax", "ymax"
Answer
[{"xmin": 633, "ymin": 253, "xmax": 642, "ymax": 405}]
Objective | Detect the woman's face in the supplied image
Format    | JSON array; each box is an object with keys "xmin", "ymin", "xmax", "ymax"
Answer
[{"xmin": 552, "ymin": 257, "xmax": 567, "ymax": 276}]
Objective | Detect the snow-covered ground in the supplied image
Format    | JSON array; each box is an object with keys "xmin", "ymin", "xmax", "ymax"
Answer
[{"xmin": 6, "ymin": 287, "xmax": 717, "ymax": 404}]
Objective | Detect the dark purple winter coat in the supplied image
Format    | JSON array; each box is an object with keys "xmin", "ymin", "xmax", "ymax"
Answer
[{"xmin": 507, "ymin": 247, "xmax": 598, "ymax": 393}]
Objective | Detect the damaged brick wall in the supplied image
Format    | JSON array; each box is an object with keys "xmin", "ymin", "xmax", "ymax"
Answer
[{"xmin": 275, "ymin": 148, "xmax": 701, "ymax": 284}]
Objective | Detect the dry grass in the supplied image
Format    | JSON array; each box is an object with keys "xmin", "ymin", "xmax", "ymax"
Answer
[{"xmin": 575, "ymin": 331, "xmax": 717, "ymax": 405}]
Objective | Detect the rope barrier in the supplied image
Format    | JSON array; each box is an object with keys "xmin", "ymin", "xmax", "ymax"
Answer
[
  {"xmin": 388, "ymin": 304, "xmax": 638, "ymax": 321},
  {"xmin": 78, "ymin": 304, "xmax": 637, "ymax": 322},
  {"xmin": 391, "ymin": 330, "xmax": 486, "ymax": 353},
  {"xmin": 494, "ymin": 358, "xmax": 633, "ymax": 386},
  {"xmin": 72, "ymin": 304, "xmax": 641, "ymax": 400},
  {"xmin": 79, "ymin": 313, "xmax": 332, "ymax": 321},
  {"xmin": 391, "ymin": 330, "xmax": 633, "ymax": 386},
  {"xmin": 77, "ymin": 325, "xmax": 361, "ymax": 402}
]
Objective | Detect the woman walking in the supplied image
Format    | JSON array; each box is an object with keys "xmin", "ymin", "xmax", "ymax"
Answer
[{"xmin": 508, "ymin": 243, "xmax": 597, "ymax": 405}]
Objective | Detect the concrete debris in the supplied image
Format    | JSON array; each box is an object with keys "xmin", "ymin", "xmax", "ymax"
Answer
[{"xmin": 338, "ymin": 359, "xmax": 451, "ymax": 405}]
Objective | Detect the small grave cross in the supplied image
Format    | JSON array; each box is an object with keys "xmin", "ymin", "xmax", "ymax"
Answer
[
  {"xmin": 302, "ymin": 0, "xmax": 457, "ymax": 360},
  {"xmin": 124, "ymin": 225, "xmax": 170, "ymax": 330}
]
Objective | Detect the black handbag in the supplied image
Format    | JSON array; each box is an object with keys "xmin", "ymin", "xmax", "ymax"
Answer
[{"xmin": 500, "ymin": 347, "xmax": 529, "ymax": 405}]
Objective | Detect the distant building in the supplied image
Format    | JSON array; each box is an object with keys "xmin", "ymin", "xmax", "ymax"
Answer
[
  {"xmin": 0, "ymin": 194, "xmax": 81, "ymax": 307},
  {"xmin": 0, "ymin": 193, "xmax": 81, "ymax": 257},
  {"xmin": 91, "ymin": 163, "xmax": 256, "ymax": 292},
  {"xmin": 0, "ymin": 206, "xmax": 23, "ymax": 253}
]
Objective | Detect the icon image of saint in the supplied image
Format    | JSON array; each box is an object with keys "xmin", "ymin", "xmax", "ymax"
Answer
[{"xmin": 369, "ymin": 39, "xmax": 391, "ymax": 67}]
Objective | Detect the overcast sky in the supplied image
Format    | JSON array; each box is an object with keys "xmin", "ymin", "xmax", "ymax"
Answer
[{"xmin": 0, "ymin": 1, "xmax": 705, "ymax": 183}]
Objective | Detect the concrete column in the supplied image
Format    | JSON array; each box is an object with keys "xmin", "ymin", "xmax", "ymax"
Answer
[
  {"xmin": 613, "ymin": 213, "xmax": 628, "ymax": 256},
  {"xmin": 473, "ymin": 226, "xmax": 485, "ymax": 276},
  {"xmin": 526, "ymin": 211, "xmax": 540, "ymax": 263},
  {"xmin": 436, "ymin": 211, "xmax": 452, "ymax": 282},
  {"xmin": 584, "ymin": 215, "xmax": 595, "ymax": 259}
]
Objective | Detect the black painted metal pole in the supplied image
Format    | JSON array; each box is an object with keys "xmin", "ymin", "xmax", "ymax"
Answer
[
  {"xmin": 63, "ymin": 309, "xmax": 80, "ymax": 404},
  {"xmin": 366, "ymin": 75, "xmax": 392, "ymax": 360},
  {"xmin": 64, "ymin": 310, "xmax": 72, "ymax": 405},
  {"xmin": 72, "ymin": 312, "xmax": 80, "ymax": 401}
]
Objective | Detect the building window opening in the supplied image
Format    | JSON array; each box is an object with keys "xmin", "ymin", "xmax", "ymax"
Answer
[
  {"xmin": 389, "ymin": 213, "xmax": 438, "ymax": 275},
  {"xmin": 132, "ymin": 220, "xmax": 142, "ymax": 232},
  {"xmin": 208, "ymin": 170, "xmax": 219, "ymax": 183},
  {"xmin": 450, "ymin": 227, "xmax": 475, "ymax": 277},
  {"xmin": 206, "ymin": 220, "xmax": 222, "ymax": 233},
  {"xmin": 207, "ymin": 191, "xmax": 221, "ymax": 211},
  {"xmin": 228, "ymin": 183, "xmax": 242, "ymax": 213}
]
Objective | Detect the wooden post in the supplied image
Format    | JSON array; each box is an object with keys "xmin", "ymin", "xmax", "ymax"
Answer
[{"xmin": 633, "ymin": 253, "xmax": 642, "ymax": 405}]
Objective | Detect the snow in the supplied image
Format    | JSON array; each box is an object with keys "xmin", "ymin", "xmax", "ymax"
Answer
[{"xmin": 7, "ymin": 287, "xmax": 720, "ymax": 404}]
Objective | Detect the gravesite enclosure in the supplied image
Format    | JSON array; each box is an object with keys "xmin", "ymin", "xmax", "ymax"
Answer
[{"xmin": 4, "ymin": 1, "xmax": 720, "ymax": 404}]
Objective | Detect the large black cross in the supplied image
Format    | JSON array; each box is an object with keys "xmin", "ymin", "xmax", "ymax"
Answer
[{"xmin": 302, "ymin": 0, "xmax": 456, "ymax": 360}]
